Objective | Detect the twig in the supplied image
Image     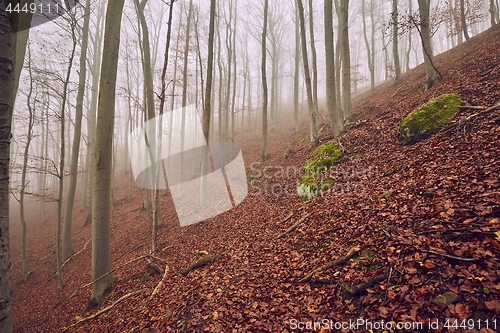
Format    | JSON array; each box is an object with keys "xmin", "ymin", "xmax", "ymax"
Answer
[
  {"xmin": 300, "ymin": 246, "xmax": 361, "ymax": 282},
  {"xmin": 149, "ymin": 265, "xmax": 169, "ymax": 301},
  {"xmin": 278, "ymin": 211, "xmax": 295, "ymax": 224},
  {"xmin": 275, "ymin": 213, "xmax": 311, "ymax": 239},
  {"xmin": 62, "ymin": 289, "xmax": 145, "ymax": 331}
]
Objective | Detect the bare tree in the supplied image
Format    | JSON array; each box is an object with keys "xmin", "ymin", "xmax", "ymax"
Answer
[
  {"xmin": 337, "ymin": 0, "xmax": 352, "ymax": 122},
  {"xmin": 362, "ymin": 0, "xmax": 375, "ymax": 90}
]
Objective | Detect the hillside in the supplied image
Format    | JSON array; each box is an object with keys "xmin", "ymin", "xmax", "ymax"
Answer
[{"xmin": 11, "ymin": 25, "xmax": 500, "ymax": 332}]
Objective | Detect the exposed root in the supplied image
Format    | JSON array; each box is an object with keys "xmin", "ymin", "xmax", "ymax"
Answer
[{"xmin": 342, "ymin": 267, "xmax": 390, "ymax": 297}]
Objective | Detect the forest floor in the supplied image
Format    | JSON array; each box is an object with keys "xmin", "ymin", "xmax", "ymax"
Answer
[{"xmin": 10, "ymin": 25, "xmax": 500, "ymax": 333}]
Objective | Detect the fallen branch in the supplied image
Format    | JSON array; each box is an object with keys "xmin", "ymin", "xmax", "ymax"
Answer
[
  {"xmin": 62, "ymin": 289, "xmax": 145, "ymax": 331},
  {"xmin": 343, "ymin": 267, "xmax": 390, "ymax": 296},
  {"xmin": 149, "ymin": 265, "xmax": 169, "ymax": 301},
  {"xmin": 62, "ymin": 238, "xmax": 91, "ymax": 268},
  {"xmin": 419, "ymin": 248, "xmax": 477, "ymax": 262},
  {"xmin": 300, "ymin": 246, "xmax": 361, "ymax": 282},
  {"xmin": 278, "ymin": 211, "xmax": 295, "ymax": 225},
  {"xmin": 442, "ymin": 103, "xmax": 500, "ymax": 133},
  {"xmin": 179, "ymin": 254, "xmax": 223, "ymax": 276},
  {"xmin": 275, "ymin": 213, "xmax": 311, "ymax": 239}
]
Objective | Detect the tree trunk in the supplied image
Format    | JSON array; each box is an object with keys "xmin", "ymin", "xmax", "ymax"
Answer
[
  {"xmin": 201, "ymin": 0, "xmax": 216, "ymax": 208},
  {"xmin": 362, "ymin": 0, "xmax": 375, "ymax": 90},
  {"xmin": 308, "ymin": 0, "xmax": 319, "ymax": 129},
  {"xmin": 392, "ymin": 0, "xmax": 402, "ymax": 83},
  {"xmin": 63, "ymin": 0, "xmax": 91, "ymax": 262},
  {"xmin": 19, "ymin": 45, "xmax": 35, "ymax": 281},
  {"xmin": 339, "ymin": 0, "xmax": 352, "ymax": 122},
  {"xmin": 324, "ymin": 0, "xmax": 343, "ymax": 137},
  {"xmin": 261, "ymin": 0, "xmax": 269, "ymax": 159},
  {"xmin": 297, "ymin": 0, "xmax": 317, "ymax": 147},
  {"xmin": 417, "ymin": 0, "xmax": 438, "ymax": 90},
  {"xmin": 56, "ymin": 18, "xmax": 78, "ymax": 289},
  {"xmin": 294, "ymin": 4, "xmax": 300, "ymax": 134},
  {"xmin": 88, "ymin": 0, "xmax": 125, "ymax": 309},
  {"xmin": 460, "ymin": 0, "xmax": 470, "ymax": 41},
  {"xmin": 0, "ymin": 2, "xmax": 15, "ymax": 330}
]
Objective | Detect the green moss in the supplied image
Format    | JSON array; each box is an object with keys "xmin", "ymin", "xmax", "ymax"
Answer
[
  {"xmin": 297, "ymin": 142, "xmax": 342, "ymax": 200},
  {"xmin": 398, "ymin": 93, "xmax": 462, "ymax": 145}
]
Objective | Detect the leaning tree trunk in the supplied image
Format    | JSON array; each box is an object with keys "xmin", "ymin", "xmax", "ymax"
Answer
[{"xmin": 87, "ymin": 0, "xmax": 125, "ymax": 311}]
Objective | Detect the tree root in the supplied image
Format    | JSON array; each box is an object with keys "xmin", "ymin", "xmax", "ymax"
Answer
[
  {"xmin": 300, "ymin": 246, "xmax": 361, "ymax": 282},
  {"xmin": 63, "ymin": 289, "xmax": 145, "ymax": 332},
  {"xmin": 419, "ymin": 248, "xmax": 477, "ymax": 262},
  {"xmin": 342, "ymin": 267, "xmax": 390, "ymax": 297},
  {"xmin": 179, "ymin": 254, "xmax": 223, "ymax": 275},
  {"xmin": 275, "ymin": 213, "xmax": 311, "ymax": 239}
]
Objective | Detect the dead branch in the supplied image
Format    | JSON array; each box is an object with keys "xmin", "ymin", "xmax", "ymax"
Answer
[
  {"xmin": 419, "ymin": 248, "xmax": 477, "ymax": 262},
  {"xmin": 149, "ymin": 265, "xmax": 169, "ymax": 301},
  {"xmin": 275, "ymin": 213, "xmax": 311, "ymax": 239},
  {"xmin": 343, "ymin": 267, "xmax": 390, "ymax": 296},
  {"xmin": 278, "ymin": 211, "xmax": 295, "ymax": 224},
  {"xmin": 179, "ymin": 254, "xmax": 223, "ymax": 276},
  {"xmin": 442, "ymin": 103, "xmax": 500, "ymax": 133},
  {"xmin": 300, "ymin": 246, "xmax": 361, "ymax": 282},
  {"xmin": 62, "ymin": 289, "xmax": 145, "ymax": 332}
]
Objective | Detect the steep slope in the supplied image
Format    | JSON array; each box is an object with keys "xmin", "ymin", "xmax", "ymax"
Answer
[{"xmin": 11, "ymin": 25, "xmax": 500, "ymax": 332}]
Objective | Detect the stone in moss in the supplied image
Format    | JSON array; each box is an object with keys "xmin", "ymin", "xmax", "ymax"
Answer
[
  {"xmin": 398, "ymin": 93, "xmax": 462, "ymax": 145},
  {"xmin": 297, "ymin": 142, "xmax": 342, "ymax": 200}
]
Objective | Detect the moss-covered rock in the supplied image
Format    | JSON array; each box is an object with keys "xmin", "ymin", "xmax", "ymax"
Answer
[
  {"xmin": 297, "ymin": 142, "xmax": 342, "ymax": 200},
  {"xmin": 398, "ymin": 93, "xmax": 462, "ymax": 145}
]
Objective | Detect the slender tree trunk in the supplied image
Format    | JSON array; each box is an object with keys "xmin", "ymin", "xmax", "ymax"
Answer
[
  {"xmin": 201, "ymin": 0, "xmax": 216, "ymax": 208},
  {"xmin": 324, "ymin": 0, "xmax": 342, "ymax": 137},
  {"xmin": 308, "ymin": 0, "xmax": 320, "ymax": 129},
  {"xmin": 460, "ymin": 0, "xmax": 470, "ymax": 41},
  {"xmin": 19, "ymin": 44, "xmax": 35, "ymax": 281},
  {"xmin": 56, "ymin": 18, "xmax": 78, "ymax": 290},
  {"xmin": 297, "ymin": 0, "xmax": 317, "ymax": 147},
  {"xmin": 362, "ymin": 0, "xmax": 374, "ymax": 90},
  {"xmin": 339, "ymin": 0, "xmax": 352, "ymax": 122},
  {"xmin": 416, "ymin": 0, "xmax": 438, "ymax": 90},
  {"xmin": 392, "ymin": 0, "xmax": 402, "ymax": 83},
  {"xmin": 87, "ymin": 0, "xmax": 125, "ymax": 310},
  {"xmin": 261, "ymin": 0, "xmax": 269, "ymax": 159},
  {"xmin": 63, "ymin": 0, "xmax": 91, "ymax": 262},
  {"xmin": 294, "ymin": 5, "xmax": 300, "ymax": 134}
]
